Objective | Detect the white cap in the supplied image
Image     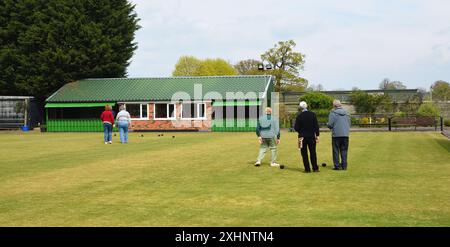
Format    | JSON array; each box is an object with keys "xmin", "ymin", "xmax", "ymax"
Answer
[{"xmin": 299, "ymin": 101, "xmax": 308, "ymax": 109}]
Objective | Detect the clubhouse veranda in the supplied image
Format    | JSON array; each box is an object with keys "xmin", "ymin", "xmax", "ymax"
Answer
[{"xmin": 45, "ymin": 75, "xmax": 274, "ymax": 132}]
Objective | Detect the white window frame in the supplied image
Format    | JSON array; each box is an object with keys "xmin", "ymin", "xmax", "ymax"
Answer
[
  {"xmin": 122, "ymin": 103, "xmax": 149, "ymax": 120},
  {"xmin": 154, "ymin": 102, "xmax": 176, "ymax": 120},
  {"xmin": 181, "ymin": 102, "xmax": 207, "ymax": 120}
]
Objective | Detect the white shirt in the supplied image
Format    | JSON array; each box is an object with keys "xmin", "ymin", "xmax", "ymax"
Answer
[{"xmin": 116, "ymin": 110, "xmax": 131, "ymax": 124}]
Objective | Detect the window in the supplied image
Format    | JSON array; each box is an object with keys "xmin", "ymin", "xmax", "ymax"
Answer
[
  {"xmin": 142, "ymin": 104, "xmax": 148, "ymax": 118},
  {"xmin": 127, "ymin": 104, "xmax": 141, "ymax": 118},
  {"xmin": 169, "ymin": 104, "xmax": 175, "ymax": 118},
  {"xmin": 181, "ymin": 102, "xmax": 206, "ymax": 119},
  {"xmin": 124, "ymin": 103, "xmax": 149, "ymax": 119},
  {"xmin": 182, "ymin": 103, "xmax": 196, "ymax": 119},
  {"xmin": 154, "ymin": 103, "xmax": 176, "ymax": 120},
  {"xmin": 199, "ymin": 103, "xmax": 205, "ymax": 118}
]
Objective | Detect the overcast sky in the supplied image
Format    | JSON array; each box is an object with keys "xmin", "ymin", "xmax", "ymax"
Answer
[{"xmin": 127, "ymin": 0, "xmax": 450, "ymax": 90}]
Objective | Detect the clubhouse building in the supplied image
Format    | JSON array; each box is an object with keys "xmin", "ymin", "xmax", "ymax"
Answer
[{"xmin": 45, "ymin": 75, "xmax": 274, "ymax": 132}]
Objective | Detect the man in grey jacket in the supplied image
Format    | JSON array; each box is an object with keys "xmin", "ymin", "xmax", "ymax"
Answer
[
  {"xmin": 255, "ymin": 107, "xmax": 281, "ymax": 167},
  {"xmin": 327, "ymin": 100, "xmax": 351, "ymax": 170}
]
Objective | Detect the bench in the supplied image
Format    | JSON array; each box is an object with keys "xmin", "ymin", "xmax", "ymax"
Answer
[
  {"xmin": 392, "ymin": 117, "xmax": 436, "ymax": 130},
  {"xmin": 415, "ymin": 117, "xmax": 436, "ymax": 127}
]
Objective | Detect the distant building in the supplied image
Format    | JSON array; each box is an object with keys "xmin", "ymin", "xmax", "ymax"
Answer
[
  {"xmin": 0, "ymin": 96, "xmax": 40, "ymax": 130},
  {"xmin": 281, "ymin": 89, "xmax": 420, "ymax": 114}
]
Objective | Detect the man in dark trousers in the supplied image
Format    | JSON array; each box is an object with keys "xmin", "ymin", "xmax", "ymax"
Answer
[
  {"xmin": 294, "ymin": 101, "xmax": 320, "ymax": 173},
  {"xmin": 327, "ymin": 100, "xmax": 351, "ymax": 170}
]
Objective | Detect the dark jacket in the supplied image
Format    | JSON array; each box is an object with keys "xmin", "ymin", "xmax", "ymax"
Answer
[
  {"xmin": 327, "ymin": 107, "xmax": 350, "ymax": 137},
  {"xmin": 294, "ymin": 110, "xmax": 319, "ymax": 138}
]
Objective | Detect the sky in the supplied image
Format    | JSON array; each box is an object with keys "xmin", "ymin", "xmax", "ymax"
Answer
[{"xmin": 127, "ymin": 0, "xmax": 450, "ymax": 90}]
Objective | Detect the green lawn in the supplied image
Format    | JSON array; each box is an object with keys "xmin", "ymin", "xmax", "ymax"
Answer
[{"xmin": 0, "ymin": 130, "xmax": 449, "ymax": 226}]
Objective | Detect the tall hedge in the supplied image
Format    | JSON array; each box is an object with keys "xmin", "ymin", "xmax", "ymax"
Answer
[{"xmin": 0, "ymin": 0, "xmax": 140, "ymax": 102}]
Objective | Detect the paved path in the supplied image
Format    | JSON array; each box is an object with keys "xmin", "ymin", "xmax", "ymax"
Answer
[
  {"xmin": 442, "ymin": 129, "xmax": 450, "ymax": 139},
  {"xmin": 285, "ymin": 127, "xmax": 443, "ymax": 133}
]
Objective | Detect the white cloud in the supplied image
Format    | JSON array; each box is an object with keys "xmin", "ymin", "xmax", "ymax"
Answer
[{"xmin": 127, "ymin": 0, "xmax": 450, "ymax": 89}]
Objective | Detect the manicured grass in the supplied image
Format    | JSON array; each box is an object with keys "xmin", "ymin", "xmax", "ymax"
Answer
[{"xmin": 0, "ymin": 130, "xmax": 449, "ymax": 226}]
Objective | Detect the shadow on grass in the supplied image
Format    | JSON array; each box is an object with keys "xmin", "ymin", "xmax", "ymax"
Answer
[
  {"xmin": 247, "ymin": 161, "xmax": 340, "ymax": 173},
  {"xmin": 247, "ymin": 161, "xmax": 301, "ymax": 172},
  {"xmin": 435, "ymin": 137, "xmax": 450, "ymax": 153}
]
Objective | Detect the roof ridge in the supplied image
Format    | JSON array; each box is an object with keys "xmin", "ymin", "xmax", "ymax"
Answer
[
  {"xmin": 46, "ymin": 75, "xmax": 273, "ymax": 102},
  {"xmin": 82, "ymin": 75, "xmax": 271, "ymax": 81}
]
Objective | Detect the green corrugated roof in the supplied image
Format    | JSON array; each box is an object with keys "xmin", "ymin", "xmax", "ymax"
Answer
[
  {"xmin": 46, "ymin": 75, "xmax": 273, "ymax": 102},
  {"xmin": 212, "ymin": 101, "xmax": 260, "ymax": 106},
  {"xmin": 45, "ymin": 102, "xmax": 115, "ymax": 108}
]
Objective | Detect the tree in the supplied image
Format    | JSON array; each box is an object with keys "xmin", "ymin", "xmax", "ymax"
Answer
[
  {"xmin": 431, "ymin": 80, "xmax": 450, "ymax": 101},
  {"xmin": 234, "ymin": 59, "xmax": 262, "ymax": 75},
  {"xmin": 260, "ymin": 40, "xmax": 307, "ymax": 92},
  {"xmin": 379, "ymin": 78, "xmax": 407, "ymax": 90},
  {"xmin": 172, "ymin": 57, "xmax": 237, "ymax": 76},
  {"xmin": 0, "ymin": 0, "xmax": 140, "ymax": 102},
  {"xmin": 350, "ymin": 90, "xmax": 382, "ymax": 114},
  {"xmin": 417, "ymin": 87, "xmax": 427, "ymax": 102},
  {"xmin": 417, "ymin": 102, "xmax": 441, "ymax": 117},
  {"xmin": 193, "ymin": 58, "xmax": 237, "ymax": 76},
  {"xmin": 298, "ymin": 92, "xmax": 334, "ymax": 123},
  {"xmin": 377, "ymin": 94, "xmax": 394, "ymax": 113},
  {"xmin": 299, "ymin": 92, "xmax": 333, "ymax": 110},
  {"xmin": 172, "ymin": 56, "xmax": 202, "ymax": 76}
]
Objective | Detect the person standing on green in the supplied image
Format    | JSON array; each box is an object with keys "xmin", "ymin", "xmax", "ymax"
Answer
[
  {"xmin": 327, "ymin": 100, "xmax": 351, "ymax": 170},
  {"xmin": 255, "ymin": 107, "xmax": 281, "ymax": 167}
]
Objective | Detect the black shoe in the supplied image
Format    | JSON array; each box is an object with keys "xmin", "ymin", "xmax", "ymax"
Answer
[
  {"xmin": 302, "ymin": 170, "xmax": 311, "ymax": 173},
  {"xmin": 332, "ymin": 167, "xmax": 341, "ymax": 170}
]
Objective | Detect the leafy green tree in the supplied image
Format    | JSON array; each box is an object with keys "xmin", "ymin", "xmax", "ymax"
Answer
[
  {"xmin": 400, "ymin": 91, "xmax": 423, "ymax": 114},
  {"xmin": 0, "ymin": 0, "xmax": 140, "ymax": 102},
  {"xmin": 377, "ymin": 94, "xmax": 394, "ymax": 113},
  {"xmin": 350, "ymin": 91, "xmax": 381, "ymax": 114},
  {"xmin": 298, "ymin": 92, "xmax": 334, "ymax": 123},
  {"xmin": 172, "ymin": 57, "xmax": 237, "ymax": 76},
  {"xmin": 234, "ymin": 59, "xmax": 262, "ymax": 75},
  {"xmin": 172, "ymin": 55, "xmax": 202, "ymax": 76},
  {"xmin": 193, "ymin": 58, "xmax": 237, "ymax": 76},
  {"xmin": 417, "ymin": 102, "xmax": 441, "ymax": 117},
  {"xmin": 260, "ymin": 40, "xmax": 307, "ymax": 92},
  {"xmin": 431, "ymin": 80, "xmax": 450, "ymax": 101},
  {"xmin": 299, "ymin": 92, "xmax": 333, "ymax": 110}
]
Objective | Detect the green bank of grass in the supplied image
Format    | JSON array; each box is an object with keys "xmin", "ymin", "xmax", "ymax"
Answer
[{"xmin": 0, "ymin": 130, "xmax": 449, "ymax": 226}]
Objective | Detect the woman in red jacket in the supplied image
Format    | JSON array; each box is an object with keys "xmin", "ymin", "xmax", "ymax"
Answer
[{"xmin": 100, "ymin": 105, "xmax": 115, "ymax": 144}]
